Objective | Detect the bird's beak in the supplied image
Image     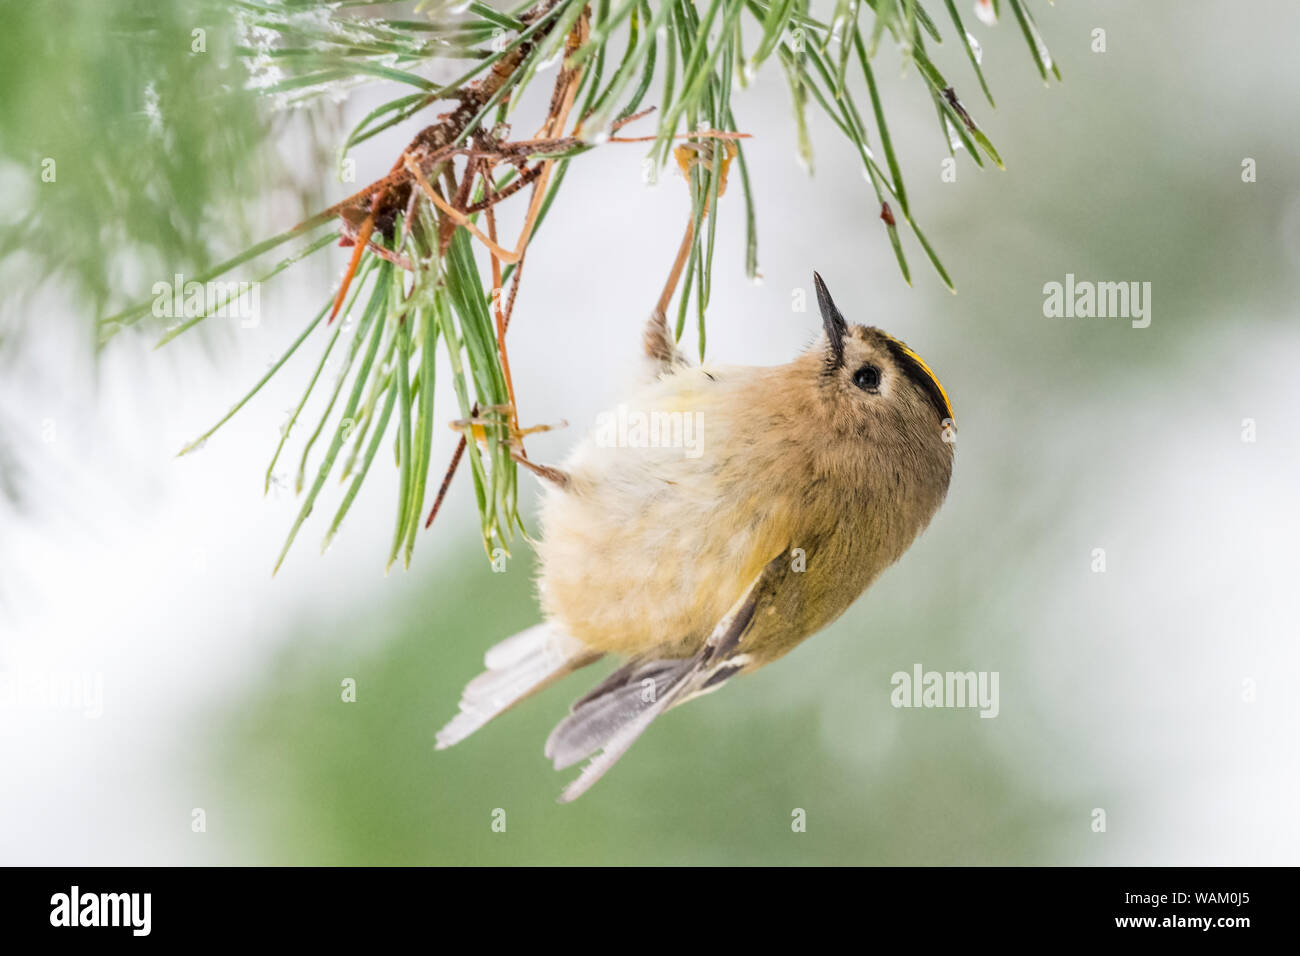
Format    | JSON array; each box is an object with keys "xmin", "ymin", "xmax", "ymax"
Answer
[{"xmin": 813, "ymin": 271, "xmax": 847, "ymax": 369}]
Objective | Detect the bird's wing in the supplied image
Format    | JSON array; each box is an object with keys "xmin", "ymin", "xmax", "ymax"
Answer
[
  {"xmin": 545, "ymin": 551, "xmax": 788, "ymax": 803},
  {"xmin": 435, "ymin": 622, "xmax": 602, "ymax": 751}
]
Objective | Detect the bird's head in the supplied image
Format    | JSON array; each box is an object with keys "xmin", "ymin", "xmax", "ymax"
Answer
[{"xmin": 807, "ymin": 271, "xmax": 956, "ymax": 460}]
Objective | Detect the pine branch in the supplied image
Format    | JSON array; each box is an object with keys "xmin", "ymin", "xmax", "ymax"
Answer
[{"xmin": 85, "ymin": 0, "xmax": 1059, "ymax": 571}]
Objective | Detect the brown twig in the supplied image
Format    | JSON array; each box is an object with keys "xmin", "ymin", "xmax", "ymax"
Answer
[
  {"xmin": 424, "ymin": 430, "xmax": 468, "ymax": 530},
  {"xmin": 608, "ymin": 129, "xmax": 751, "ymax": 144},
  {"xmin": 462, "ymin": 163, "xmax": 544, "ymax": 213},
  {"xmin": 421, "ymin": 7, "xmax": 589, "ymax": 534}
]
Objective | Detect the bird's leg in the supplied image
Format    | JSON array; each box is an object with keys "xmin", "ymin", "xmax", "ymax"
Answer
[
  {"xmin": 507, "ymin": 418, "xmax": 572, "ymax": 490},
  {"xmin": 645, "ymin": 280, "xmax": 688, "ymax": 372},
  {"xmin": 513, "ymin": 420, "xmax": 567, "ymax": 439},
  {"xmin": 447, "ymin": 412, "xmax": 567, "ymax": 443},
  {"xmin": 447, "ymin": 406, "xmax": 511, "ymax": 446},
  {"xmin": 448, "ymin": 406, "xmax": 571, "ymax": 489},
  {"xmin": 644, "ymin": 139, "xmax": 741, "ymax": 371},
  {"xmin": 510, "ymin": 452, "xmax": 570, "ymax": 490},
  {"xmin": 448, "ymin": 404, "xmax": 555, "ymax": 438}
]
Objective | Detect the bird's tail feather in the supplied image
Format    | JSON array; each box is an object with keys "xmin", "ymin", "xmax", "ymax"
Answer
[
  {"xmin": 544, "ymin": 654, "xmax": 741, "ymax": 803},
  {"xmin": 438, "ymin": 596, "xmax": 754, "ymax": 802},
  {"xmin": 540, "ymin": 571, "xmax": 769, "ymax": 801},
  {"xmin": 545, "ymin": 658, "xmax": 693, "ymax": 772},
  {"xmin": 435, "ymin": 623, "xmax": 600, "ymax": 751}
]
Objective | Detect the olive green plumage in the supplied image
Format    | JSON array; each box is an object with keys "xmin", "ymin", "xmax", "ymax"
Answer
[{"xmin": 437, "ymin": 273, "xmax": 955, "ymax": 801}]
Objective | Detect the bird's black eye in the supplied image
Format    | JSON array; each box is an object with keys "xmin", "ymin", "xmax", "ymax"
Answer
[{"xmin": 853, "ymin": 364, "xmax": 881, "ymax": 392}]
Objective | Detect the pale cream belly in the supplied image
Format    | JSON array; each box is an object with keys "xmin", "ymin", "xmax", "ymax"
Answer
[{"xmin": 535, "ymin": 455, "xmax": 789, "ymax": 658}]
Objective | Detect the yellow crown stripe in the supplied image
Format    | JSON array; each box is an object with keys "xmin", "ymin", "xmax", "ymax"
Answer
[{"xmin": 885, "ymin": 335, "xmax": 955, "ymax": 422}]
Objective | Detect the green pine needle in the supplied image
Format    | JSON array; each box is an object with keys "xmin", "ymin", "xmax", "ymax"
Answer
[{"xmin": 90, "ymin": 0, "xmax": 1058, "ymax": 570}]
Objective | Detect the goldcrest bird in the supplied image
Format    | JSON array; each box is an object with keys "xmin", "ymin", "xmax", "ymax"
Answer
[{"xmin": 437, "ymin": 272, "xmax": 955, "ymax": 802}]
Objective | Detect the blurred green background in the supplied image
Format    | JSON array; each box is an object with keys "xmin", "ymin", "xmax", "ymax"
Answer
[{"xmin": 2, "ymin": 2, "xmax": 1297, "ymax": 865}]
